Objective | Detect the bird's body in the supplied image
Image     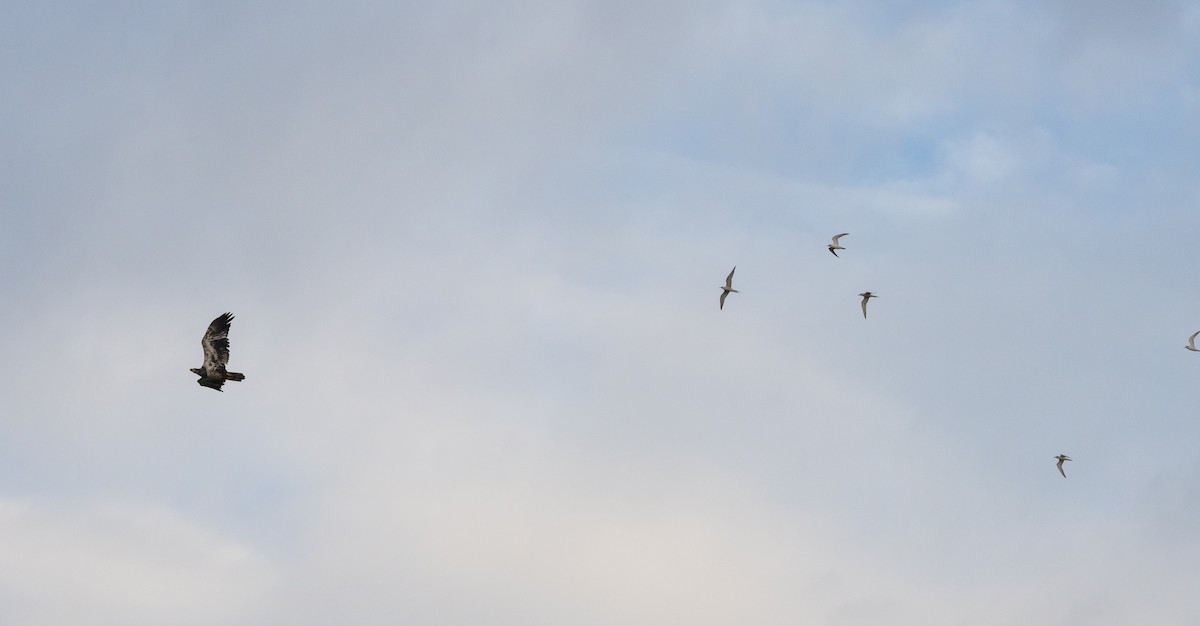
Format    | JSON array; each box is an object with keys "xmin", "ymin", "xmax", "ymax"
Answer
[
  {"xmin": 1187, "ymin": 330, "xmax": 1200, "ymax": 352},
  {"xmin": 828, "ymin": 233, "xmax": 849, "ymax": 257},
  {"xmin": 1055, "ymin": 454, "xmax": 1071, "ymax": 478},
  {"xmin": 719, "ymin": 266, "xmax": 739, "ymax": 310},
  {"xmin": 191, "ymin": 312, "xmax": 245, "ymax": 392},
  {"xmin": 858, "ymin": 291, "xmax": 877, "ymax": 319}
]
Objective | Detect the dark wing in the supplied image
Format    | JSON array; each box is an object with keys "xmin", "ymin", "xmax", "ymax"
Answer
[
  {"xmin": 199, "ymin": 377, "xmax": 226, "ymax": 392},
  {"xmin": 201, "ymin": 312, "xmax": 234, "ymax": 372}
]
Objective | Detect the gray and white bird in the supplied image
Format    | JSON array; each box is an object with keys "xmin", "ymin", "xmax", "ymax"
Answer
[
  {"xmin": 1187, "ymin": 331, "xmax": 1200, "ymax": 352},
  {"xmin": 1055, "ymin": 454, "xmax": 1071, "ymax": 478},
  {"xmin": 828, "ymin": 233, "xmax": 849, "ymax": 257},
  {"xmin": 719, "ymin": 266, "xmax": 739, "ymax": 310},
  {"xmin": 858, "ymin": 291, "xmax": 877, "ymax": 319}
]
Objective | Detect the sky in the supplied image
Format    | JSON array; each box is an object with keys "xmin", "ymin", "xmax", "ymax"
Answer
[{"xmin": 2, "ymin": 1, "xmax": 1200, "ymax": 624}]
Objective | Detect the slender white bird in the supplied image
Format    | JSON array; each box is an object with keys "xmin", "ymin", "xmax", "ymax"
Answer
[
  {"xmin": 1187, "ymin": 331, "xmax": 1200, "ymax": 352},
  {"xmin": 719, "ymin": 266, "xmax": 739, "ymax": 310},
  {"xmin": 828, "ymin": 233, "xmax": 849, "ymax": 257},
  {"xmin": 1055, "ymin": 454, "xmax": 1071, "ymax": 478},
  {"xmin": 858, "ymin": 291, "xmax": 877, "ymax": 319}
]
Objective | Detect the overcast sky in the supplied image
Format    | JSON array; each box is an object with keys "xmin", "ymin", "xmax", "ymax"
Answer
[{"xmin": 3, "ymin": 1, "xmax": 1200, "ymax": 624}]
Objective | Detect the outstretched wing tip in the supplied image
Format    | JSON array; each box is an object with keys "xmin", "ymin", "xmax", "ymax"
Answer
[{"xmin": 201, "ymin": 311, "xmax": 236, "ymax": 368}]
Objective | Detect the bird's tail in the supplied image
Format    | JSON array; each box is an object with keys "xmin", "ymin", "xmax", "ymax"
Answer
[{"xmin": 225, "ymin": 371, "xmax": 245, "ymax": 381}]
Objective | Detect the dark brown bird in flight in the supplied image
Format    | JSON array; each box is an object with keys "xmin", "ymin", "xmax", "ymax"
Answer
[{"xmin": 191, "ymin": 312, "xmax": 246, "ymax": 391}]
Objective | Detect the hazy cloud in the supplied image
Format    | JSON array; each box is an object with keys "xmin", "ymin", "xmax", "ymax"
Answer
[{"xmin": 2, "ymin": 1, "xmax": 1199, "ymax": 624}]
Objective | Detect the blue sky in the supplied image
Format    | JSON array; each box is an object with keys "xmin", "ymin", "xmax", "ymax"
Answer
[{"xmin": 3, "ymin": 1, "xmax": 1200, "ymax": 624}]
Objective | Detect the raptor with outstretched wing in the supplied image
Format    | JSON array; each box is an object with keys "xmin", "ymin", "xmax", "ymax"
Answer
[{"xmin": 190, "ymin": 312, "xmax": 245, "ymax": 391}]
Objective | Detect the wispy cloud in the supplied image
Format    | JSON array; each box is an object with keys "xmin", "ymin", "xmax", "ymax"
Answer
[{"xmin": 2, "ymin": 0, "xmax": 1200, "ymax": 624}]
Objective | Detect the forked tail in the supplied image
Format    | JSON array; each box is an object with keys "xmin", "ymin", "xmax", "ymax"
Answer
[{"xmin": 225, "ymin": 371, "xmax": 246, "ymax": 381}]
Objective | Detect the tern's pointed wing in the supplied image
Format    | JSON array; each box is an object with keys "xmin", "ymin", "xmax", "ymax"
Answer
[
  {"xmin": 828, "ymin": 247, "xmax": 839, "ymax": 257},
  {"xmin": 201, "ymin": 312, "xmax": 234, "ymax": 372},
  {"xmin": 725, "ymin": 266, "xmax": 736, "ymax": 289},
  {"xmin": 1057, "ymin": 459, "xmax": 1067, "ymax": 477},
  {"xmin": 720, "ymin": 290, "xmax": 728, "ymax": 310},
  {"xmin": 1190, "ymin": 331, "xmax": 1199, "ymax": 349},
  {"xmin": 831, "ymin": 233, "xmax": 849, "ymax": 245},
  {"xmin": 860, "ymin": 295, "xmax": 869, "ymax": 318}
]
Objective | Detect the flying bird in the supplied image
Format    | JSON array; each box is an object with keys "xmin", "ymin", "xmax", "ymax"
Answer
[
  {"xmin": 828, "ymin": 233, "xmax": 849, "ymax": 257},
  {"xmin": 191, "ymin": 312, "xmax": 246, "ymax": 392},
  {"xmin": 1055, "ymin": 454, "xmax": 1071, "ymax": 478},
  {"xmin": 1187, "ymin": 331, "xmax": 1200, "ymax": 352},
  {"xmin": 719, "ymin": 266, "xmax": 739, "ymax": 310},
  {"xmin": 858, "ymin": 291, "xmax": 877, "ymax": 319}
]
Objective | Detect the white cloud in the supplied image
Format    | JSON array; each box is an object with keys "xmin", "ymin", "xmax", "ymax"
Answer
[
  {"xmin": 3, "ymin": 0, "xmax": 1200, "ymax": 624},
  {"xmin": 0, "ymin": 499, "xmax": 275, "ymax": 626}
]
